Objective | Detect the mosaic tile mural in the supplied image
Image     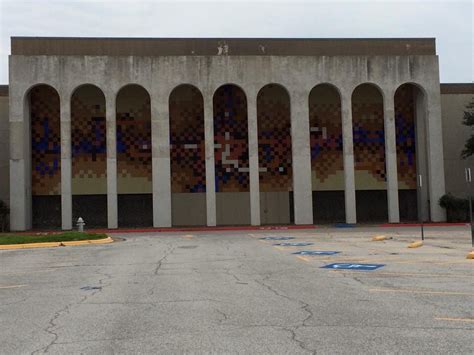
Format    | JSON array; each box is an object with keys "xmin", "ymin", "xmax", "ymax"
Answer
[
  {"xmin": 394, "ymin": 84, "xmax": 417, "ymax": 189},
  {"xmin": 170, "ymin": 85, "xmax": 206, "ymax": 193},
  {"xmin": 71, "ymin": 85, "xmax": 107, "ymax": 195},
  {"xmin": 352, "ymin": 84, "xmax": 387, "ymax": 190},
  {"xmin": 213, "ymin": 85, "xmax": 249, "ymax": 192},
  {"xmin": 309, "ymin": 85, "xmax": 344, "ymax": 191},
  {"xmin": 257, "ymin": 84, "xmax": 292, "ymax": 191},
  {"xmin": 116, "ymin": 85, "xmax": 152, "ymax": 194},
  {"xmin": 31, "ymin": 85, "xmax": 61, "ymax": 195}
]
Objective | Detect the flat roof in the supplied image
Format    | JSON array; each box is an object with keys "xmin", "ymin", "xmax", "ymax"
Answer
[
  {"xmin": 2, "ymin": 83, "xmax": 471, "ymax": 96},
  {"xmin": 11, "ymin": 37, "xmax": 436, "ymax": 56},
  {"xmin": 440, "ymin": 83, "xmax": 474, "ymax": 94}
]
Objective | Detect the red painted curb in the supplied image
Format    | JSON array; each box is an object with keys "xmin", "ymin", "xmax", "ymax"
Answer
[
  {"xmin": 89, "ymin": 225, "xmax": 317, "ymax": 234},
  {"xmin": 6, "ymin": 223, "xmax": 469, "ymax": 235},
  {"xmin": 379, "ymin": 223, "xmax": 468, "ymax": 227}
]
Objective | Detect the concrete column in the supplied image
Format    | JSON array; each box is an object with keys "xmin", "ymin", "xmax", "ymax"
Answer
[
  {"xmin": 383, "ymin": 92, "xmax": 400, "ymax": 223},
  {"xmin": 9, "ymin": 88, "xmax": 31, "ymax": 231},
  {"xmin": 60, "ymin": 93, "xmax": 72, "ymax": 230},
  {"xmin": 290, "ymin": 90, "xmax": 313, "ymax": 225},
  {"xmin": 425, "ymin": 89, "xmax": 447, "ymax": 221},
  {"xmin": 341, "ymin": 91, "xmax": 357, "ymax": 224},
  {"xmin": 415, "ymin": 91, "xmax": 430, "ymax": 222},
  {"xmin": 203, "ymin": 90, "xmax": 216, "ymax": 226},
  {"xmin": 106, "ymin": 93, "xmax": 118, "ymax": 229},
  {"xmin": 247, "ymin": 87, "xmax": 260, "ymax": 226},
  {"xmin": 151, "ymin": 93, "xmax": 172, "ymax": 227}
]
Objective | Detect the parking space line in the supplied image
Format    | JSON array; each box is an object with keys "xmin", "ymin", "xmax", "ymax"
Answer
[
  {"xmin": 369, "ymin": 288, "xmax": 473, "ymax": 296},
  {"xmin": 0, "ymin": 284, "xmax": 27, "ymax": 289},
  {"xmin": 330, "ymin": 270, "xmax": 472, "ymax": 278},
  {"xmin": 435, "ymin": 317, "xmax": 474, "ymax": 323}
]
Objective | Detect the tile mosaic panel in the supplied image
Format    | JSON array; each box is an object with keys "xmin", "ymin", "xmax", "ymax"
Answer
[
  {"xmin": 213, "ymin": 85, "xmax": 249, "ymax": 192},
  {"xmin": 170, "ymin": 85, "xmax": 206, "ymax": 193},
  {"xmin": 309, "ymin": 85, "xmax": 344, "ymax": 191},
  {"xmin": 352, "ymin": 85, "xmax": 386, "ymax": 189},
  {"xmin": 71, "ymin": 85, "xmax": 107, "ymax": 195},
  {"xmin": 257, "ymin": 84, "xmax": 292, "ymax": 191},
  {"xmin": 116, "ymin": 85, "xmax": 152, "ymax": 194},
  {"xmin": 31, "ymin": 85, "xmax": 61, "ymax": 195},
  {"xmin": 394, "ymin": 85, "xmax": 417, "ymax": 189}
]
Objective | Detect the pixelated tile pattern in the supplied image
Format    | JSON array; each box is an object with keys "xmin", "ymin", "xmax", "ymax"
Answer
[
  {"xmin": 394, "ymin": 85, "xmax": 417, "ymax": 189},
  {"xmin": 309, "ymin": 86, "xmax": 344, "ymax": 186},
  {"xmin": 352, "ymin": 87, "xmax": 386, "ymax": 184},
  {"xmin": 213, "ymin": 85, "xmax": 249, "ymax": 192},
  {"xmin": 31, "ymin": 85, "xmax": 61, "ymax": 195},
  {"xmin": 71, "ymin": 86, "xmax": 107, "ymax": 192},
  {"xmin": 170, "ymin": 85, "xmax": 206, "ymax": 193},
  {"xmin": 116, "ymin": 86, "xmax": 152, "ymax": 189},
  {"xmin": 257, "ymin": 84, "xmax": 292, "ymax": 191}
]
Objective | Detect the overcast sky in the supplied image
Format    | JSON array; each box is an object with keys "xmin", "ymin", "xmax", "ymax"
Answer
[{"xmin": 0, "ymin": 0, "xmax": 472, "ymax": 84}]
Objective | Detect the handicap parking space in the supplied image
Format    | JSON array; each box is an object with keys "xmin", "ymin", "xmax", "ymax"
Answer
[{"xmin": 250, "ymin": 227, "xmax": 474, "ymax": 298}]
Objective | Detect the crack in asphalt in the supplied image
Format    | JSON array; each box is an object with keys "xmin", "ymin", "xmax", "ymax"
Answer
[
  {"xmin": 215, "ymin": 309, "xmax": 230, "ymax": 324},
  {"xmin": 154, "ymin": 246, "xmax": 175, "ymax": 275},
  {"xmin": 30, "ymin": 269, "xmax": 113, "ymax": 354},
  {"xmin": 253, "ymin": 275, "xmax": 317, "ymax": 354}
]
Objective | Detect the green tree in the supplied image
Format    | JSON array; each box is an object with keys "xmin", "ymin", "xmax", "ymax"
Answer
[{"xmin": 461, "ymin": 99, "xmax": 474, "ymax": 158}]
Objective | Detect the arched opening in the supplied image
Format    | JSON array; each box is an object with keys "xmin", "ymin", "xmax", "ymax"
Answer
[
  {"xmin": 169, "ymin": 84, "xmax": 206, "ymax": 226},
  {"xmin": 29, "ymin": 84, "xmax": 61, "ymax": 228},
  {"xmin": 352, "ymin": 83, "xmax": 387, "ymax": 222},
  {"xmin": 395, "ymin": 83, "xmax": 426, "ymax": 221},
  {"xmin": 213, "ymin": 84, "xmax": 250, "ymax": 225},
  {"xmin": 309, "ymin": 84, "xmax": 344, "ymax": 223},
  {"xmin": 257, "ymin": 84, "xmax": 293, "ymax": 224},
  {"xmin": 71, "ymin": 84, "xmax": 107, "ymax": 227},
  {"xmin": 116, "ymin": 84, "xmax": 152, "ymax": 227}
]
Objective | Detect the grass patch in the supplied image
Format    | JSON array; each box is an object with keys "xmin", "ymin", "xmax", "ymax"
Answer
[{"xmin": 0, "ymin": 232, "xmax": 107, "ymax": 245}]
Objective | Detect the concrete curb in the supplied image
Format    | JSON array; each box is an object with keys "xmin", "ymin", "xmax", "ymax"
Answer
[{"xmin": 0, "ymin": 236, "xmax": 113, "ymax": 250}]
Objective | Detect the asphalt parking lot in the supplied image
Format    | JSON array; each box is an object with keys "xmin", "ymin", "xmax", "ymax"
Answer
[{"xmin": 0, "ymin": 226, "xmax": 473, "ymax": 354}]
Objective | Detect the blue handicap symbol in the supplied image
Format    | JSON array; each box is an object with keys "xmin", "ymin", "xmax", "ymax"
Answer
[
  {"xmin": 273, "ymin": 242, "xmax": 314, "ymax": 247},
  {"xmin": 293, "ymin": 250, "xmax": 340, "ymax": 256},
  {"xmin": 321, "ymin": 263, "xmax": 384, "ymax": 271},
  {"xmin": 260, "ymin": 236, "xmax": 296, "ymax": 241}
]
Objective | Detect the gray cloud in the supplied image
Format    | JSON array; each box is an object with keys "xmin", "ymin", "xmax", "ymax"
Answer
[{"xmin": 0, "ymin": 0, "xmax": 472, "ymax": 84}]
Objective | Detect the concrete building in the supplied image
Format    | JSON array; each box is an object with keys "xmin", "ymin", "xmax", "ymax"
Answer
[{"xmin": 0, "ymin": 37, "xmax": 472, "ymax": 231}]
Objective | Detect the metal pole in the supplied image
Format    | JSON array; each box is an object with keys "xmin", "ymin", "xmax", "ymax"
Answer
[
  {"xmin": 465, "ymin": 168, "xmax": 473, "ymax": 247},
  {"xmin": 419, "ymin": 175, "xmax": 424, "ymax": 241}
]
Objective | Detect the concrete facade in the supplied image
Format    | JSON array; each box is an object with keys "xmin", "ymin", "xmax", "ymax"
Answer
[
  {"xmin": 3, "ymin": 38, "xmax": 456, "ymax": 230},
  {"xmin": 441, "ymin": 84, "xmax": 474, "ymax": 198},
  {"xmin": 0, "ymin": 87, "xmax": 9, "ymax": 208}
]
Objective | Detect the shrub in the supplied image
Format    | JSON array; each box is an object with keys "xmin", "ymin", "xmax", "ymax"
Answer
[
  {"xmin": 0, "ymin": 200, "xmax": 9, "ymax": 232},
  {"xmin": 439, "ymin": 194, "xmax": 470, "ymax": 222}
]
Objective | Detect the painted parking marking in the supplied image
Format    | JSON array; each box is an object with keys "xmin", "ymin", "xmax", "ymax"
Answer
[
  {"xmin": 435, "ymin": 317, "xmax": 474, "ymax": 323},
  {"xmin": 321, "ymin": 263, "xmax": 385, "ymax": 271},
  {"xmin": 369, "ymin": 288, "xmax": 474, "ymax": 296},
  {"xmin": 293, "ymin": 250, "xmax": 340, "ymax": 256},
  {"xmin": 0, "ymin": 284, "xmax": 27, "ymax": 289},
  {"xmin": 273, "ymin": 242, "xmax": 314, "ymax": 247},
  {"xmin": 260, "ymin": 236, "xmax": 296, "ymax": 241},
  {"xmin": 329, "ymin": 270, "xmax": 472, "ymax": 278}
]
